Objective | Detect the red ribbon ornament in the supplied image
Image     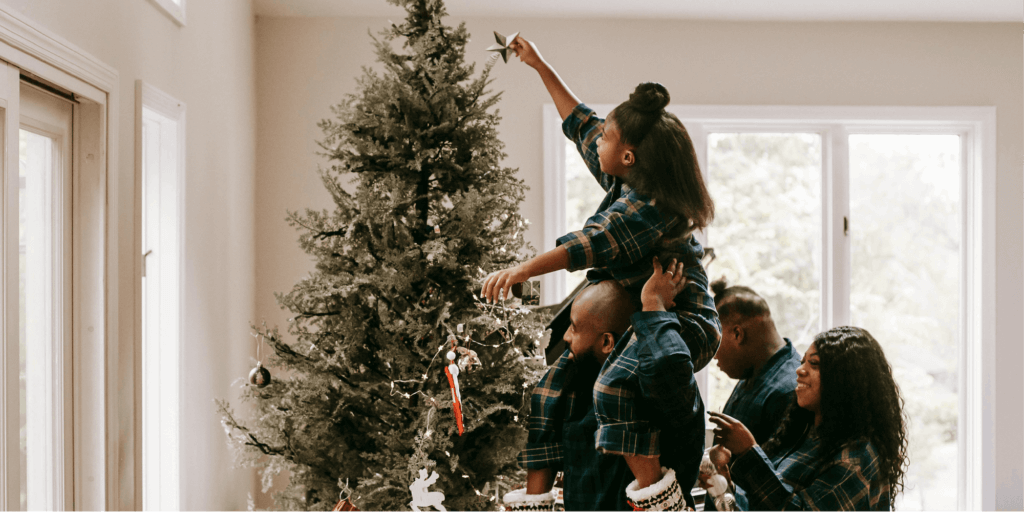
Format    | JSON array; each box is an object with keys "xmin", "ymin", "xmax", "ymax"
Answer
[
  {"xmin": 444, "ymin": 336, "xmax": 464, "ymax": 436},
  {"xmin": 444, "ymin": 365, "xmax": 464, "ymax": 435}
]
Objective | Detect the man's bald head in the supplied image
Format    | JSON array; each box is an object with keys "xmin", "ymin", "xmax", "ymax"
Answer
[
  {"xmin": 564, "ymin": 280, "xmax": 635, "ymax": 366},
  {"xmin": 575, "ymin": 280, "xmax": 634, "ymax": 339}
]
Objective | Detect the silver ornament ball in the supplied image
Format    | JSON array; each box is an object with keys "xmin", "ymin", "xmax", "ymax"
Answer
[{"xmin": 249, "ymin": 361, "xmax": 271, "ymax": 387}]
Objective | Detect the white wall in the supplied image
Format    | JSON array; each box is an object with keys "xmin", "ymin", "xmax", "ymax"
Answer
[
  {"xmin": 2, "ymin": 0, "xmax": 257, "ymax": 509},
  {"xmin": 255, "ymin": 16, "xmax": 1023, "ymax": 509}
]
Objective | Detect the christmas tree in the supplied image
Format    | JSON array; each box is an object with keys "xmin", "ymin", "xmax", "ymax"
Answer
[{"xmin": 218, "ymin": 0, "xmax": 549, "ymax": 510}]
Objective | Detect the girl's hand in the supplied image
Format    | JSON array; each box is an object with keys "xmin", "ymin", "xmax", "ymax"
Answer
[
  {"xmin": 510, "ymin": 35, "xmax": 545, "ymax": 69},
  {"xmin": 481, "ymin": 265, "xmax": 530, "ymax": 303},
  {"xmin": 640, "ymin": 257, "xmax": 686, "ymax": 312},
  {"xmin": 708, "ymin": 412, "xmax": 757, "ymax": 458}
]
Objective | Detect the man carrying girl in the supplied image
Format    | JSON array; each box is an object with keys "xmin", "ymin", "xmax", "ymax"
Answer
[{"xmin": 482, "ymin": 36, "xmax": 720, "ymax": 510}]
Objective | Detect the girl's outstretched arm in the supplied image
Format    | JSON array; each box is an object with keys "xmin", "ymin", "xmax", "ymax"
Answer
[
  {"xmin": 511, "ymin": 36, "xmax": 580, "ymax": 121},
  {"xmin": 481, "ymin": 246, "xmax": 569, "ymax": 303}
]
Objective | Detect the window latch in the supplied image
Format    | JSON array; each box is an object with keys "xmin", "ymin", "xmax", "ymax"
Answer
[
  {"xmin": 143, "ymin": 249, "xmax": 153, "ymax": 277},
  {"xmin": 843, "ymin": 217, "xmax": 849, "ymax": 236}
]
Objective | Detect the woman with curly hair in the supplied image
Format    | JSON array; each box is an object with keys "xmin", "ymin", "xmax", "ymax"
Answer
[{"xmin": 707, "ymin": 326, "xmax": 908, "ymax": 511}]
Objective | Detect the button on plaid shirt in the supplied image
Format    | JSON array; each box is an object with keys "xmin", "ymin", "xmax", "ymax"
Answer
[{"xmin": 732, "ymin": 430, "xmax": 892, "ymax": 510}]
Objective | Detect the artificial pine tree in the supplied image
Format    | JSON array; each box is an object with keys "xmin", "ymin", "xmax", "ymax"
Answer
[{"xmin": 218, "ymin": 0, "xmax": 550, "ymax": 510}]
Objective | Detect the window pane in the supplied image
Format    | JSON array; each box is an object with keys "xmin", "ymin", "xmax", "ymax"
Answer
[
  {"xmin": 705, "ymin": 133, "xmax": 822, "ymax": 411},
  {"xmin": 20, "ymin": 129, "xmax": 57, "ymax": 510},
  {"xmin": 849, "ymin": 134, "xmax": 960, "ymax": 511},
  {"xmin": 564, "ymin": 139, "xmax": 605, "ymax": 295}
]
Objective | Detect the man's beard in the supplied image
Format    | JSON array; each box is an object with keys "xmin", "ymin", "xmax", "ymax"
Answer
[{"xmin": 569, "ymin": 351, "xmax": 603, "ymax": 394}]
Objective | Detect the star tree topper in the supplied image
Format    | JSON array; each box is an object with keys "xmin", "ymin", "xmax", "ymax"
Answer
[{"xmin": 486, "ymin": 31, "xmax": 519, "ymax": 63}]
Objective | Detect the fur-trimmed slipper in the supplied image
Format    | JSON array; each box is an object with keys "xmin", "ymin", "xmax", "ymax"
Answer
[
  {"xmin": 624, "ymin": 467, "xmax": 686, "ymax": 511},
  {"xmin": 502, "ymin": 488, "xmax": 556, "ymax": 511}
]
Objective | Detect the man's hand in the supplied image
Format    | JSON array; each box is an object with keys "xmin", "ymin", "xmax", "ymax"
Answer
[
  {"xmin": 510, "ymin": 35, "xmax": 545, "ymax": 69},
  {"xmin": 641, "ymin": 257, "xmax": 686, "ymax": 312},
  {"xmin": 708, "ymin": 412, "xmax": 756, "ymax": 458},
  {"xmin": 481, "ymin": 264, "xmax": 529, "ymax": 303}
]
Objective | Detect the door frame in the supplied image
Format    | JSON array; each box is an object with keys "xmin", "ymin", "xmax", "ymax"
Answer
[{"xmin": 0, "ymin": 6, "xmax": 124, "ymax": 511}]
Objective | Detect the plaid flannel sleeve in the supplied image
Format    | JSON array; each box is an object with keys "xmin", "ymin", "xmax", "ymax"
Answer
[
  {"xmin": 556, "ymin": 196, "xmax": 667, "ymax": 273},
  {"xmin": 592, "ymin": 311, "xmax": 704, "ymax": 458},
  {"xmin": 562, "ymin": 103, "xmax": 616, "ymax": 191},
  {"xmin": 632, "ymin": 311, "xmax": 703, "ymax": 434},
  {"xmin": 593, "ymin": 332, "xmax": 659, "ymax": 457},
  {"xmin": 517, "ymin": 350, "xmax": 573, "ymax": 470},
  {"xmin": 732, "ymin": 443, "xmax": 886, "ymax": 511},
  {"xmin": 668, "ymin": 260, "xmax": 722, "ymax": 373}
]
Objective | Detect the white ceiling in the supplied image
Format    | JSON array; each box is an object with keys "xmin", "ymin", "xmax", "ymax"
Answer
[{"xmin": 254, "ymin": 0, "xmax": 1022, "ymax": 22}]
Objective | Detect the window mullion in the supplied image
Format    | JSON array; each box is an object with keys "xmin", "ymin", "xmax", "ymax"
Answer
[
  {"xmin": 689, "ymin": 123, "xmax": 709, "ymax": 248},
  {"xmin": 824, "ymin": 125, "xmax": 851, "ymax": 329},
  {"xmin": 541, "ymin": 104, "xmax": 565, "ymax": 306},
  {"xmin": 687, "ymin": 122, "xmax": 709, "ymax": 408}
]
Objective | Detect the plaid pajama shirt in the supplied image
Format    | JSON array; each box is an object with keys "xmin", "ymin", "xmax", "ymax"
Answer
[
  {"xmin": 557, "ymin": 104, "xmax": 698, "ymax": 290},
  {"xmin": 556, "ymin": 102, "xmax": 720, "ymax": 370},
  {"xmin": 517, "ymin": 348, "xmax": 636, "ymax": 510},
  {"xmin": 722, "ymin": 339, "xmax": 803, "ymax": 445},
  {"xmin": 706, "ymin": 340, "xmax": 802, "ymax": 511},
  {"xmin": 732, "ymin": 430, "xmax": 892, "ymax": 511},
  {"xmin": 519, "ymin": 312, "xmax": 712, "ymax": 509}
]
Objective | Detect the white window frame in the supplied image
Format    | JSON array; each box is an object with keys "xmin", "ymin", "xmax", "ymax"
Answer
[
  {"xmin": 18, "ymin": 82, "xmax": 75, "ymax": 511},
  {"xmin": 0, "ymin": 5, "xmax": 124, "ymax": 511},
  {"xmin": 136, "ymin": 80, "xmax": 185, "ymax": 511},
  {"xmin": 543, "ymin": 103, "xmax": 996, "ymax": 510},
  {"xmin": 146, "ymin": 0, "xmax": 186, "ymax": 27}
]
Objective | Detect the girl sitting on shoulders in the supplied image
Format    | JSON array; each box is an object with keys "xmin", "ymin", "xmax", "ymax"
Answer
[{"xmin": 488, "ymin": 35, "xmax": 721, "ymax": 508}]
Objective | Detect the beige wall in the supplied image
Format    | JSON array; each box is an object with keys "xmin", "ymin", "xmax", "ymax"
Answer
[
  {"xmin": 5, "ymin": 0, "xmax": 257, "ymax": 509},
  {"xmin": 256, "ymin": 16, "xmax": 1023, "ymax": 508}
]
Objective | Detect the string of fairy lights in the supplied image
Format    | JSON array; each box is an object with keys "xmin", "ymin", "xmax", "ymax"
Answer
[
  {"xmin": 374, "ymin": 295, "xmax": 543, "ymax": 506},
  {"xmin": 256, "ymin": 266, "xmax": 545, "ymax": 506}
]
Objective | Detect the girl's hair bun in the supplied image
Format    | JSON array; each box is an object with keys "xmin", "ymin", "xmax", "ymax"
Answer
[{"xmin": 628, "ymin": 82, "xmax": 670, "ymax": 113}]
